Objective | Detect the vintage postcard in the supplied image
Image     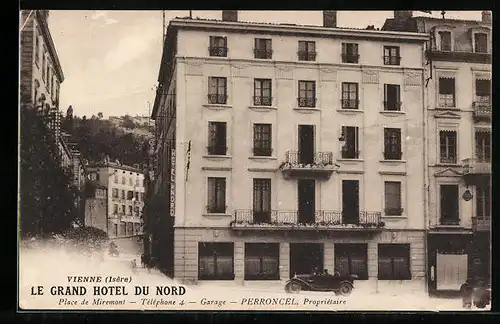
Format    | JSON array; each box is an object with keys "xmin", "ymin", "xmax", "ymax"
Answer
[{"xmin": 18, "ymin": 9, "xmax": 492, "ymax": 311}]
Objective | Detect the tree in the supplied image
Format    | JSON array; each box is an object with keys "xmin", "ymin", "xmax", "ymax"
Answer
[
  {"xmin": 121, "ymin": 115, "xmax": 136, "ymax": 129},
  {"xmin": 20, "ymin": 108, "xmax": 79, "ymax": 237}
]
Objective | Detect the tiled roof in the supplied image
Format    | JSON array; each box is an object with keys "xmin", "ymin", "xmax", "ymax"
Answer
[{"xmin": 172, "ymin": 16, "xmax": 379, "ymax": 32}]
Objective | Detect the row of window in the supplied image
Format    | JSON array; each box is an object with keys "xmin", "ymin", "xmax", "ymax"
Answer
[
  {"xmin": 438, "ymin": 78, "xmax": 491, "ymax": 108},
  {"xmin": 207, "ymin": 121, "xmax": 491, "ymax": 163},
  {"xmin": 207, "ymin": 76, "xmax": 491, "ymax": 110},
  {"xmin": 207, "ymin": 177, "xmax": 403, "ymax": 216},
  {"xmin": 112, "ymin": 203, "xmax": 143, "ymax": 217},
  {"xmin": 434, "ymin": 30, "xmax": 488, "ymax": 53},
  {"xmin": 112, "ymin": 222, "xmax": 142, "ymax": 237},
  {"xmin": 198, "ymin": 242, "xmax": 411, "ymax": 281},
  {"xmin": 34, "ymin": 28, "xmax": 59, "ymax": 102},
  {"xmin": 113, "ymin": 174, "xmax": 145, "ymax": 187},
  {"xmin": 111, "ymin": 188, "xmax": 145, "ymax": 201},
  {"xmin": 209, "ymin": 36, "xmax": 402, "ymax": 65},
  {"xmin": 209, "ymin": 77, "xmax": 404, "ymax": 110},
  {"xmin": 206, "ymin": 177, "xmax": 491, "ymax": 220}
]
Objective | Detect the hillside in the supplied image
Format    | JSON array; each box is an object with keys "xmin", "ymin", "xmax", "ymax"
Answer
[{"xmin": 61, "ymin": 113, "xmax": 154, "ymax": 168}]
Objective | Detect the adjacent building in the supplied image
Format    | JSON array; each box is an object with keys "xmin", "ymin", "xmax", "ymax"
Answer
[
  {"xmin": 20, "ymin": 10, "xmax": 88, "ymax": 224},
  {"xmin": 20, "ymin": 10, "xmax": 63, "ymax": 120},
  {"xmin": 151, "ymin": 11, "xmax": 430, "ymax": 291},
  {"xmin": 382, "ymin": 10, "xmax": 492, "ymax": 295},
  {"xmin": 86, "ymin": 161, "xmax": 146, "ymax": 238}
]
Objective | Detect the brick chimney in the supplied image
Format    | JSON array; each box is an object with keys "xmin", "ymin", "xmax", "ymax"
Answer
[
  {"xmin": 394, "ymin": 10, "xmax": 413, "ymax": 21},
  {"xmin": 222, "ymin": 10, "xmax": 238, "ymax": 22},
  {"xmin": 482, "ymin": 11, "xmax": 491, "ymax": 24},
  {"xmin": 323, "ymin": 10, "xmax": 337, "ymax": 28}
]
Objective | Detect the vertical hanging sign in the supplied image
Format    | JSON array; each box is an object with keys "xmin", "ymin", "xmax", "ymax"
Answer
[{"xmin": 169, "ymin": 147, "xmax": 176, "ymax": 217}]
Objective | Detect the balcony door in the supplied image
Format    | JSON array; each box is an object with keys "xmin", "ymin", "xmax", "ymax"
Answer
[
  {"xmin": 342, "ymin": 180, "xmax": 359, "ymax": 224},
  {"xmin": 298, "ymin": 125, "xmax": 315, "ymax": 164},
  {"xmin": 298, "ymin": 179, "xmax": 315, "ymax": 224},
  {"xmin": 440, "ymin": 185, "xmax": 459, "ymax": 225}
]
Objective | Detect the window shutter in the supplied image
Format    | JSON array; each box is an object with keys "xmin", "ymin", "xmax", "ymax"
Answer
[
  {"xmin": 354, "ymin": 127, "xmax": 359, "ymax": 152},
  {"xmin": 219, "ymin": 123, "xmax": 227, "ymax": 148}
]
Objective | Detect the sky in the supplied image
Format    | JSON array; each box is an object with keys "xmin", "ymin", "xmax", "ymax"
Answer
[{"xmin": 48, "ymin": 10, "xmax": 483, "ymax": 118}]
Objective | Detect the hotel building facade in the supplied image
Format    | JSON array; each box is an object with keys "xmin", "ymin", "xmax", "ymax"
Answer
[{"xmin": 151, "ymin": 11, "xmax": 430, "ymax": 291}]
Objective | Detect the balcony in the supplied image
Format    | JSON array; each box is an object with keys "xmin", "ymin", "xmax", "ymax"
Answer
[
  {"xmin": 462, "ymin": 158, "xmax": 491, "ymax": 175},
  {"xmin": 473, "ymin": 101, "xmax": 491, "ymax": 121},
  {"xmin": 472, "ymin": 216, "xmax": 490, "ymax": 232},
  {"xmin": 230, "ymin": 210, "xmax": 384, "ymax": 231},
  {"xmin": 298, "ymin": 51, "xmax": 316, "ymax": 61},
  {"xmin": 254, "ymin": 48, "xmax": 273, "ymax": 59},
  {"xmin": 279, "ymin": 151, "xmax": 336, "ymax": 180}
]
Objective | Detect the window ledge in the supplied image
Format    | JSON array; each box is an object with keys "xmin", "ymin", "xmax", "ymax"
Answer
[
  {"xmin": 435, "ymin": 163, "xmax": 460, "ymax": 167},
  {"xmin": 202, "ymin": 213, "xmax": 232, "ymax": 217},
  {"xmin": 203, "ymin": 155, "xmax": 232, "ymax": 159},
  {"xmin": 249, "ymin": 156, "xmax": 277, "ymax": 161},
  {"xmin": 436, "ymin": 106, "xmax": 459, "ymax": 110},
  {"xmin": 249, "ymin": 105, "xmax": 277, "ymax": 111},
  {"xmin": 203, "ymin": 104, "xmax": 233, "ymax": 110},
  {"xmin": 382, "ymin": 215, "xmax": 407, "ymax": 219},
  {"xmin": 337, "ymin": 158, "xmax": 364, "ymax": 162},
  {"xmin": 380, "ymin": 160, "xmax": 406, "ymax": 163},
  {"xmin": 293, "ymin": 107, "xmax": 321, "ymax": 113},
  {"xmin": 337, "ymin": 109, "xmax": 364, "ymax": 114},
  {"xmin": 380, "ymin": 111, "xmax": 405, "ymax": 116}
]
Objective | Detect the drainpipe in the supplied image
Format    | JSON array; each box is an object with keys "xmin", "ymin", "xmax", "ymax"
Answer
[{"xmin": 422, "ymin": 45, "xmax": 430, "ymax": 295}]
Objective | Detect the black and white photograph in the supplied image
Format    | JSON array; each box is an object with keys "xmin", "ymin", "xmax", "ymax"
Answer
[{"xmin": 18, "ymin": 9, "xmax": 492, "ymax": 311}]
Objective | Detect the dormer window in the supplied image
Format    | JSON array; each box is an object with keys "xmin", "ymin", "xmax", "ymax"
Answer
[
  {"xmin": 433, "ymin": 26, "xmax": 455, "ymax": 52},
  {"xmin": 474, "ymin": 33, "xmax": 488, "ymax": 53},
  {"xmin": 439, "ymin": 31, "xmax": 452, "ymax": 51}
]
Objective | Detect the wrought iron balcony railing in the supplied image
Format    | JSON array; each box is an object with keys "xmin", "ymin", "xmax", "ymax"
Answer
[
  {"xmin": 254, "ymin": 48, "xmax": 273, "ymax": 59},
  {"xmin": 297, "ymin": 97, "xmax": 317, "ymax": 108},
  {"xmin": 473, "ymin": 101, "xmax": 491, "ymax": 120},
  {"xmin": 253, "ymin": 96, "xmax": 272, "ymax": 106},
  {"xmin": 284, "ymin": 151, "xmax": 333, "ymax": 166},
  {"xmin": 207, "ymin": 94, "xmax": 228, "ymax": 105},
  {"xmin": 298, "ymin": 51, "xmax": 316, "ymax": 61},
  {"xmin": 341, "ymin": 99, "xmax": 359, "ymax": 109},
  {"xmin": 383, "ymin": 101, "xmax": 402, "ymax": 111},
  {"xmin": 472, "ymin": 216, "xmax": 490, "ymax": 231},
  {"xmin": 231, "ymin": 210, "xmax": 384, "ymax": 228},
  {"xmin": 439, "ymin": 218, "xmax": 460, "ymax": 226},
  {"xmin": 462, "ymin": 158, "xmax": 491, "ymax": 175},
  {"xmin": 209, "ymin": 46, "xmax": 228, "ymax": 57},
  {"xmin": 341, "ymin": 53, "xmax": 360, "ymax": 63},
  {"xmin": 384, "ymin": 55, "xmax": 401, "ymax": 65}
]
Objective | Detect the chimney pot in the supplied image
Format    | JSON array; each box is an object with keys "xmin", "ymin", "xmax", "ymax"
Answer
[
  {"xmin": 323, "ymin": 10, "xmax": 337, "ymax": 28},
  {"xmin": 222, "ymin": 10, "xmax": 238, "ymax": 22},
  {"xmin": 394, "ymin": 10, "xmax": 413, "ymax": 21},
  {"xmin": 482, "ymin": 11, "xmax": 491, "ymax": 24}
]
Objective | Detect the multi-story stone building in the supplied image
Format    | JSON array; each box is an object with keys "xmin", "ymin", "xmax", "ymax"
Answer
[
  {"xmin": 383, "ymin": 10, "xmax": 492, "ymax": 295},
  {"xmin": 20, "ymin": 10, "xmax": 63, "ymax": 120},
  {"xmin": 151, "ymin": 11, "xmax": 430, "ymax": 291},
  {"xmin": 86, "ymin": 161, "xmax": 146, "ymax": 238}
]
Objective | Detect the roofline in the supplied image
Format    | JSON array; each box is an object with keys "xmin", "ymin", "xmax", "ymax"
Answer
[
  {"xmin": 169, "ymin": 18, "xmax": 430, "ymax": 42},
  {"xmin": 87, "ymin": 162, "xmax": 143, "ymax": 173},
  {"xmin": 36, "ymin": 10, "xmax": 65, "ymax": 82},
  {"xmin": 413, "ymin": 16, "xmax": 491, "ymax": 26}
]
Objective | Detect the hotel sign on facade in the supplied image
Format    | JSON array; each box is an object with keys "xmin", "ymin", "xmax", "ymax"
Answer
[{"xmin": 169, "ymin": 147, "xmax": 176, "ymax": 217}]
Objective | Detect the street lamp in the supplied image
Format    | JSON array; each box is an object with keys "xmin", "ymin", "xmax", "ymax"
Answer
[{"xmin": 338, "ymin": 135, "xmax": 346, "ymax": 150}]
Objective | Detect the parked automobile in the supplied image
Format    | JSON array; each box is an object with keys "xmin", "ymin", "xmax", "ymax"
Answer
[
  {"xmin": 460, "ymin": 277, "xmax": 491, "ymax": 309},
  {"xmin": 284, "ymin": 269, "xmax": 357, "ymax": 296}
]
